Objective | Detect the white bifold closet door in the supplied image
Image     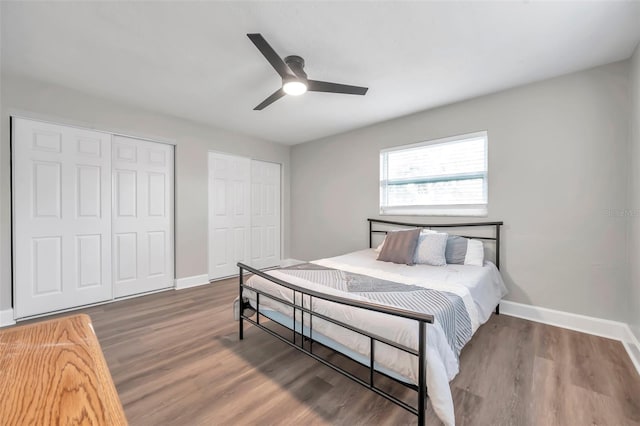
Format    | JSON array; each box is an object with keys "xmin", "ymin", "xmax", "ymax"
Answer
[
  {"xmin": 208, "ymin": 153, "xmax": 281, "ymax": 280},
  {"xmin": 112, "ymin": 136, "xmax": 174, "ymax": 298},
  {"xmin": 208, "ymin": 153, "xmax": 251, "ymax": 279},
  {"xmin": 250, "ymin": 160, "xmax": 281, "ymax": 270},
  {"xmin": 13, "ymin": 118, "xmax": 113, "ymax": 318}
]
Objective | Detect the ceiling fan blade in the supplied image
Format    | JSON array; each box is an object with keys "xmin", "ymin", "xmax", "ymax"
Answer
[
  {"xmin": 247, "ymin": 33, "xmax": 294, "ymax": 79},
  {"xmin": 254, "ymin": 88, "xmax": 286, "ymax": 110},
  {"xmin": 307, "ymin": 80, "xmax": 368, "ymax": 95}
]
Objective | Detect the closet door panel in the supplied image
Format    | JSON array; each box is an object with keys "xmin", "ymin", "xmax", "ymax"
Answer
[
  {"xmin": 77, "ymin": 165, "xmax": 102, "ymax": 217},
  {"xmin": 32, "ymin": 237, "xmax": 62, "ymax": 295},
  {"xmin": 148, "ymin": 231, "xmax": 167, "ymax": 276},
  {"xmin": 114, "ymin": 232, "xmax": 137, "ymax": 282},
  {"xmin": 208, "ymin": 153, "xmax": 250, "ymax": 279},
  {"xmin": 13, "ymin": 118, "xmax": 112, "ymax": 319},
  {"xmin": 33, "ymin": 161, "xmax": 62, "ymax": 217},
  {"xmin": 76, "ymin": 234, "xmax": 103, "ymax": 288},
  {"xmin": 250, "ymin": 160, "xmax": 281, "ymax": 270},
  {"xmin": 112, "ymin": 136, "xmax": 174, "ymax": 298},
  {"xmin": 115, "ymin": 169, "xmax": 137, "ymax": 217}
]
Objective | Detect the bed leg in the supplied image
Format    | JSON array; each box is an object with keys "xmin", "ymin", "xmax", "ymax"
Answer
[
  {"xmin": 418, "ymin": 321, "xmax": 426, "ymax": 426},
  {"xmin": 239, "ymin": 267, "xmax": 244, "ymax": 341},
  {"xmin": 495, "ymin": 304, "xmax": 500, "ymax": 315}
]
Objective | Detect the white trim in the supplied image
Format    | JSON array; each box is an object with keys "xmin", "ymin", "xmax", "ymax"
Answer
[
  {"xmin": 622, "ymin": 340, "xmax": 640, "ymax": 376},
  {"xmin": 380, "ymin": 206, "xmax": 488, "ymax": 217},
  {"xmin": 500, "ymin": 300, "xmax": 630, "ymax": 341},
  {"xmin": 8, "ymin": 111, "xmax": 177, "ymax": 146},
  {"xmin": 500, "ymin": 300, "xmax": 640, "ymax": 375},
  {"xmin": 627, "ymin": 325, "xmax": 640, "ymax": 347},
  {"xmin": 1, "ymin": 309, "xmax": 16, "ymax": 327},
  {"xmin": 380, "ymin": 130, "xmax": 488, "ymax": 153},
  {"xmin": 623, "ymin": 325, "xmax": 640, "ymax": 375},
  {"xmin": 379, "ymin": 131, "xmax": 488, "ymax": 218},
  {"xmin": 175, "ymin": 274, "xmax": 210, "ymax": 290}
]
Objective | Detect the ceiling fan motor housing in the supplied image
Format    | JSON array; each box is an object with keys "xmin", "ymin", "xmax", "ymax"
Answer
[{"xmin": 284, "ymin": 55, "xmax": 308, "ymax": 81}]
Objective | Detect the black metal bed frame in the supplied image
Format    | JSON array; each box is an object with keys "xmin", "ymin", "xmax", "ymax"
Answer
[
  {"xmin": 368, "ymin": 218, "xmax": 503, "ymax": 270},
  {"xmin": 237, "ymin": 218, "xmax": 503, "ymax": 426}
]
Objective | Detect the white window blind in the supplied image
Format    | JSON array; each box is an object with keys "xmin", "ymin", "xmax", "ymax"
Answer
[{"xmin": 380, "ymin": 131, "xmax": 488, "ymax": 216}]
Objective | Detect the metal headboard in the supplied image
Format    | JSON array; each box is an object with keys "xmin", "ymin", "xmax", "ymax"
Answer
[{"xmin": 368, "ymin": 218, "xmax": 504, "ymax": 269}]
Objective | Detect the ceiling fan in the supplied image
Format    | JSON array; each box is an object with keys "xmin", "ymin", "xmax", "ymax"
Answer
[{"xmin": 247, "ymin": 33, "xmax": 368, "ymax": 110}]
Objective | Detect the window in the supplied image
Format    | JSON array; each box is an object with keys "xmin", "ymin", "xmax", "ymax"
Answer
[{"xmin": 380, "ymin": 131, "xmax": 488, "ymax": 216}]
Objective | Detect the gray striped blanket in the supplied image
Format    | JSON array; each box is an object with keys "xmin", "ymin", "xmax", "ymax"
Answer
[{"xmin": 278, "ymin": 263, "xmax": 472, "ymax": 358}]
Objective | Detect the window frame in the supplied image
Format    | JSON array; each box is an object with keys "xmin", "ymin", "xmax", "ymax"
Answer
[{"xmin": 379, "ymin": 131, "xmax": 488, "ymax": 217}]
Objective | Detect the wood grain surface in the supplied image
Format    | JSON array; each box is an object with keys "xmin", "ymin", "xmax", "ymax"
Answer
[
  {"xmin": 16, "ymin": 279, "xmax": 640, "ymax": 425},
  {"xmin": 0, "ymin": 314, "xmax": 127, "ymax": 426}
]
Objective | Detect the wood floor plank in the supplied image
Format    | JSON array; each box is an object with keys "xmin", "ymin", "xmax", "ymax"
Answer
[{"xmin": 15, "ymin": 278, "xmax": 640, "ymax": 425}]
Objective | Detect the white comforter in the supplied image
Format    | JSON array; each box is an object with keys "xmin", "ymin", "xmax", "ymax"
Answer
[{"xmin": 243, "ymin": 249, "xmax": 507, "ymax": 426}]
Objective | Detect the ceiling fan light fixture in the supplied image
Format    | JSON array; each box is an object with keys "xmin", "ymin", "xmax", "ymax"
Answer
[
  {"xmin": 283, "ymin": 80, "xmax": 307, "ymax": 96},
  {"xmin": 247, "ymin": 33, "xmax": 368, "ymax": 110}
]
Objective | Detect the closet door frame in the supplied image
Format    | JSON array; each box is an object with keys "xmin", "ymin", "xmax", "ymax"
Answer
[
  {"xmin": 9, "ymin": 114, "xmax": 177, "ymax": 320},
  {"xmin": 207, "ymin": 151, "xmax": 283, "ymax": 279}
]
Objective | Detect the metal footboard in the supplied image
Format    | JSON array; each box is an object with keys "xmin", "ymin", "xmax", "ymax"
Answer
[{"xmin": 237, "ymin": 262, "xmax": 434, "ymax": 426}]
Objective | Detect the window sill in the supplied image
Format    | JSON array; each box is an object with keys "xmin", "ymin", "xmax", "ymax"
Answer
[{"xmin": 380, "ymin": 207, "xmax": 488, "ymax": 217}]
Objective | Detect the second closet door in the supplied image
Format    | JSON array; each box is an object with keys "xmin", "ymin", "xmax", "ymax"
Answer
[
  {"xmin": 112, "ymin": 136, "xmax": 174, "ymax": 298},
  {"xmin": 208, "ymin": 153, "xmax": 251, "ymax": 279},
  {"xmin": 250, "ymin": 160, "xmax": 281, "ymax": 269}
]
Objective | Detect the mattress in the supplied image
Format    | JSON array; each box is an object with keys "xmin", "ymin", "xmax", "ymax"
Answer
[
  {"xmin": 242, "ymin": 249, "xmax": 507, "ymax": 426},
  {"xmin": 314, "ymin": 249, "xmax": 506, "ymax": 324}
]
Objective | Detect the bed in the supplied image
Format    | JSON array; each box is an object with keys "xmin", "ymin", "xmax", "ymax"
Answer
[{"xmin": 236, "ymin": 218, "xmax": 507, "ymax": 426}]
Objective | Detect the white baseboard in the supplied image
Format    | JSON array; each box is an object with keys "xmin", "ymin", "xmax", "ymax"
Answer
[
  {"xmin": 1, "ymin": 308, "xmax": 16, "ymax": 327},
  {"xmin": 500, "ymin": 300, "xmax": 640, "ymax": 375},
  {"xmin": 628, "ymin": 326, "xmax": 640, "ymax": 348},
  {"xmin": 622, "ymin": 326, "xmax": 640, "ymax": 375},
  {"xmin": 175, "ymin": 274, "xmax": 210, "ymax": 290},
  {"xmin": 500, "ymin": 300, "xmax": 630, "ymax": 341}
]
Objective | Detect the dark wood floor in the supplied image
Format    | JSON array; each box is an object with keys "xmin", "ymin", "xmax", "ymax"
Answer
[{"xmin": 24, "ymin": 278, "xmax": 640, "ymax": 425}]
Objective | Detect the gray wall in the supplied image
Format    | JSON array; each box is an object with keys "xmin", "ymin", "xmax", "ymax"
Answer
[
  {"xmin": 291, "ymin": 61, "xmax": 630, "ymax": 322},
  {"xmin": 0, "ymin": 73, "xmax": 291, "ymax": 311},
  {"xmin": 629, "ymin": 43, "xmax": 640, "ymax": 341}
]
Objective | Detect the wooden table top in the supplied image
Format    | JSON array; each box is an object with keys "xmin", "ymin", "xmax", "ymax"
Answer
[{"xmin": 0, "ymin": 314, "xmax": 127, "ymax": 426}]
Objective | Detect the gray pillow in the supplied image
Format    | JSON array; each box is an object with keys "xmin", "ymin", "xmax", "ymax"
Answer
[
  {"xmin": 377, "ymin": 228, "xmax": 421, "ymax": 265},
  {"xmin": 414, "ymin": 232, "xmax": 448, "ymax": 266},
  {"xmin": 445, "ymin": 235, "xmax": 469, "ymax": 264}
]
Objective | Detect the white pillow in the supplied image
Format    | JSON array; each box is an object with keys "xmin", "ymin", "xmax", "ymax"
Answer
[
  {"xmin": 413, "ymin": 231, "xmax": 448, "ymax": 266},
  {"xmin": 374, "ymin": 237, "xmax": 386, "ymax": 253},
  {"xmin": 464, "ymin": 239, "xmax": 485, "ymax": 266},
  {"xmin": 420, "ymin": 228, "xmax": 438, "ymax": 234}
]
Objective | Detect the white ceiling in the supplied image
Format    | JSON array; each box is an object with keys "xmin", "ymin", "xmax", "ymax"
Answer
[{"xmin": 2, "ymin": 1, "xmax": 640, "ymax": 145}]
